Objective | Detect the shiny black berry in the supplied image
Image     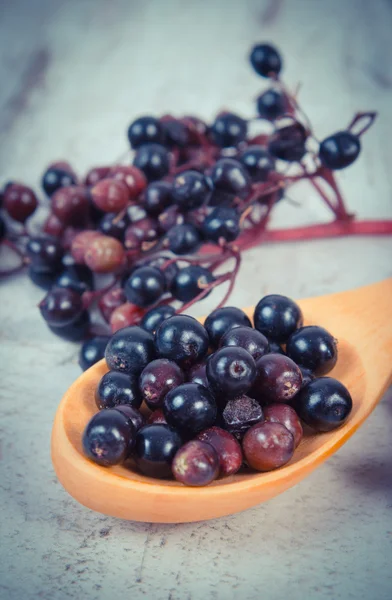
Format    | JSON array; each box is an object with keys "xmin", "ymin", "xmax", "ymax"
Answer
[
  {"xmin": 219, "ymin": 326, "xmax": 269, "ymax": 361},
  {"xmin": 166, "ymin": 223, "xmax": 202, "ymax": 255},
  {"xmin": 172, "ymin": 170, "xmax": 210, "ymax": 210},
  {"xmin": 294, "ymin": 377, "xmax": 352, "ymax": 432},
  {"xmin": 133, "ymin": 143, "xmax": 170, "ymax": 181},
  {"xmin": 170, "ymin": 265, "xmax": 215, "ymax": 302},
  {"xmin": 319, "ymin": 131, "xmax": 361, "ymax": 170},
  {"xmin": 268, "ymin": 123, "xmax": 307, "ymax": 162},
  {"xmin": 124, "ymin": 266, "xmax": 166, "ymax": 308},
  {"xmin": 163, "ymin": 383, "xmax": 217, "ymax": 437},
  {"xmin": 257, "ymin": 89, "xmax": 286, "ymax": 120},
  {"xmin": 42, "ymin": 167, "xmax": 77, "ymax": 197},
  {"xmin": 140, "ymin": 305, "xmax": 175, "ymax": 334},
  {"xmin": 26, "ymin": 236, "xmax": 64, "ymax": 271},
  {"xmin": 39, "ymin": 287, "xmax": 83, "ymax": 326},
  {"xmin": 254, "ymin": 294, "xmax": 303, "ymax": 343},
  {"xmin": 144, "ymin": 182, "xmax": 173, "ymax": 216},
  {"xmin": 210, "ymin": 158, "xmax": 252, "ymax": 198},
  {"xmin": 82, "ymin": 409, "xmax": 135, "ymax": 466},
  {"xmin": 250, "ymin": 43, "xmax": 282, "ymax": 78},
  {"xmin": 127, "ymin": 116, "xmax": 164, "ymax": 149},
  {"xmin": 206, "ymin": 347, "xmax": 257, "ymax": 399},
  {"xmin": 105, "ymin": 326, "xmax": 156, "ymax": 376},
  {"xmin": 202, "ymin": 206, "xmax": 240, "ymax": 243},
  {"xmin": 286, "ymin": 326, "xmax": 338, "ymax": 376},
  {"xmin": 204, "ymin": 306, "xmax": 252, "ymax": 348},
  {"xmin": 79, "ymin": 336, "xmax": 109, "ymax": 371},
  {"xmin": 239, "ymin": 145, "xmax": 275, "ymax": 182},
  {"xmin": 139, "ymin": 358, "xmax": 184, "ymax": 410},
  {"xmin": 98, "ymin": 212, "xmax": 130, "ymax": 240},
  {"xmin": 210, "ymin": 113, "xmax": 248, "ymax": 148},
  {"xmin": 155, "ymin": 315, "xmax": 209, "ymax": 368},
  {"xmin": 133, "ymin": 424, "xmax": 182, "ymax": 478},
  {"xmin": 95, "ymin": 370, "xmax": 142, "ymax": 410}
]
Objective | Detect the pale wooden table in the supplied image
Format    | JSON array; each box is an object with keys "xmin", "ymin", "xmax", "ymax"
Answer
[{"xmin": 1, "ymin": 1, "xmax": 392, "ymax": 599}]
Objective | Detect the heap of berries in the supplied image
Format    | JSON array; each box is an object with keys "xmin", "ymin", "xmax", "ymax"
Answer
[
  {"xmin": 0, "ymin": 43, "xmax": 388, "ymax": 366},
  {"xmin": 82, "ymin": 294, "xmax": 353, "ymax": 486}
]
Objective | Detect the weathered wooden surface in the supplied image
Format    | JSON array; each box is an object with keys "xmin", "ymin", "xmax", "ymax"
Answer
[{"xmin": 1, "ymin": 1, "xmax": 391, "ymax": 599}]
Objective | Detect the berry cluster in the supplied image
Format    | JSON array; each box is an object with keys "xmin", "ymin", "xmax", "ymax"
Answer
[
  {"xmin": 82, "ymin": 294, "xmax": 352, "ymax": 486},
  {"xmin": 0, "ymin": 43, "xmax": 389, "ymax": 354}
]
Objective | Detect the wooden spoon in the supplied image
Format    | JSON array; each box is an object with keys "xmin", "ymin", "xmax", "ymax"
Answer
[{"xmin": 51, "ymin": 278, "xmax": 392, "ymax": 523}]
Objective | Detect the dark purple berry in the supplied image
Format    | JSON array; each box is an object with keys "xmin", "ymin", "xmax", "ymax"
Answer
[
  {"xmin": 133, "ymin": 143, "xmax": 170, "ymax": 181},
  {"xmin": 202, "ymin": 206, "xmax": 240, "ymax": 243},
  {"xmin": 144, "ymin": 181, "xmax": 173, "ymax": 216},
  {"xmin": 286, "ymin": 326, "xmax": 338, "ymax": 376},
  {"xmin": 42, "ymin": 166, "xmax": 77, "ymax": 197},
  {"xmin": 210, "ymin": 113, "xmax": 247, "ymax": 148},
  {"xmin": 172, "ymin": 170, "xmax": 210, "ymax": 210},
  {"xmin": 82, "ymin": 409, "xmax": 135, "ymax": 466},
  {"xmin": 170, "ymin": 265, "xmax": 215, "ymax": 302},
  {"xmin": 268, "ymin": 122, "xmax": 307, "ymax": 162},
  {"xmin": 140, "ymin": 305, "xmax": 175, "ymax": 334},
  {"xmin": 206, "ymin": 347, "xmax": 257, "ymax": 399},
  {"xmin": 240, "ymin": 145, "xmax": 275, "ymax": 182},
  {"xmin": 197, "ymin": 426, "xmax": 242, "ymax": 476},
  {"xmin": 210, "ymin": 158, "xmax": 252, "ymax": 198},
  {"xmin": 105, "ymin": 326, "xmax": 156, "ymax": 376},
  {"xmin": 172, "ymin": 440, "xmax": 219, "ymax": 486},
  {"xmin": 204, "ymin": 306, "xmax": 252, "ymax": 349},
  {"xmin": 250, "ymin": 43, "xmax": 282, "ymax": 78},
  {"xmin": 257, "ymin": 89, "xmax": 286, "ymax": 120},
  {"xmin": 263, "ymin": 403, "xmax": 303, "ymax": 447},
  {"xmin": 166, "ymin": 223, "xmax": 202, "ymax": 255},
  {"xmin": 26, "ymin": 236, "xmax": 64, "ymax": 271},
  {"xmin": 139, "ymin": 359, "xmax": 184, "ymax": 409},
  {"xmin": 95, "ymin": 371, "xmax": 142, "ymax": 410},
  {"xmin": 114, "ymin": 405, "xmax": 146, "ymax": 432},
  {"xmin": 155, "ymin": 315, "xmax": 209, "ymax": 368},
  {"xmin": 98, "ymin": 212, "xmax": 130, "ymax": 240},
  {"xmin": 128, "ymin": 116, "xmax": 164, "ymax": 149},
  {"xmin": 133, "ymin": 424, "xmax": 182, "ymax": 479},
  {"xmin": 163, "ymin": 383, "xmax": 217, "ymax": 438},
  {"xmin": 252, "ymin": 354, "xmax": 303, "ymax": 404},
  {"xmin": 253, "ymin": 294, "xmax": 303, "ymax": 343},
  {"xmin": 79, "ymin": 336, "xmax": 109, "ymax": 371},
  {"xmin": 219, "ymin": 326, "xmax": 269, "ymax": 361},
  {"xmin": 293, "ymin": 377, "xmax": 352, "ymax": 432},
  {"xmin": 124, "ymin": 266, "xmax": 166, "ymax": 308},
  {"xmin": 243, "ymin": 422, "xmax": 294, "ymax": 471},
  {"xmin": 39, "ymin": 287, "xmax": 83, "ymax": 326},
  {"xmin": 319, "ymin": 131, "xmax": 360, "ymax": 170}
]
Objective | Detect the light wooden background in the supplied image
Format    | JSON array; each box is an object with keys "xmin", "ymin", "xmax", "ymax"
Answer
[{"xmin": 0, "ymin": 1, "xmax": 391, "ymax": 599}]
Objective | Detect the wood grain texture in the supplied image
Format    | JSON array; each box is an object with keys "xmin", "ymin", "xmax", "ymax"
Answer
[
  {"xmin": 51, "ymin": 280, "xmax": 392, "ymax": 522},
  {"xmin": 1, "ymin": 0, "xmax": 392, "ymax": 598}
]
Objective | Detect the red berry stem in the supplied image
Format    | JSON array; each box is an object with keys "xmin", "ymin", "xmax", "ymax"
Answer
[
  {"xmin": 234, "ymin": 219, "xmax": 392, "ymax": 248},
  {"xmin": 347, "ymin": 112, "xmax": 378, "ymax": 137}
]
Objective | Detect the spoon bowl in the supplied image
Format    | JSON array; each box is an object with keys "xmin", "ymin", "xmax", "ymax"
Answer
[{"xmin": 51, "ymin": 279, "xmax": 392, "ymax": 522}]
